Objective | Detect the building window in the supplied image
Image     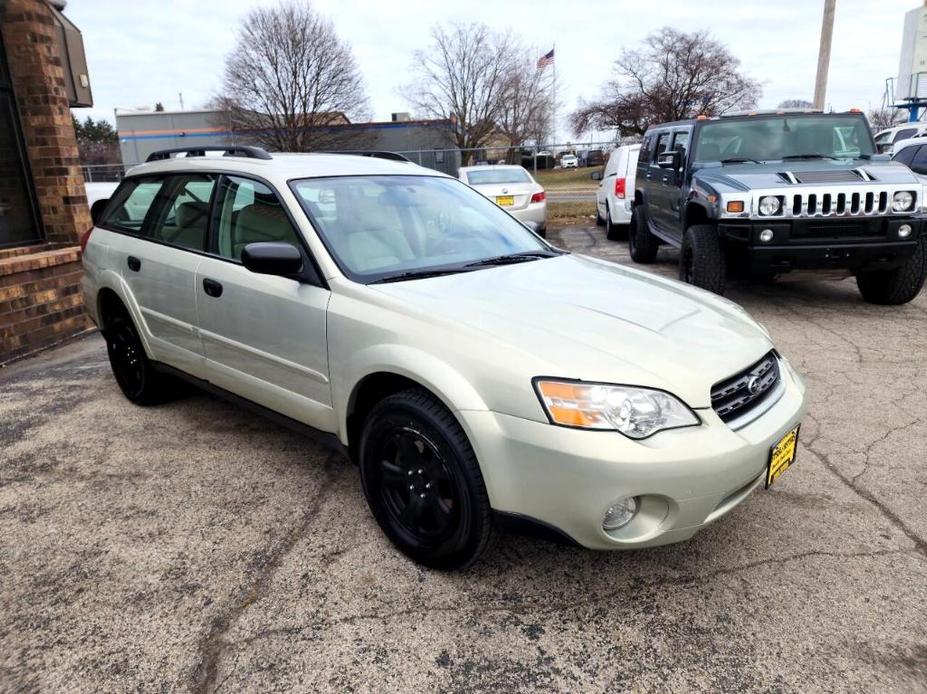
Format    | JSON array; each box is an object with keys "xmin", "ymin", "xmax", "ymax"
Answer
[{"xmin": 0, "ymin": 36, "xmax": 42, "ymax": 248}]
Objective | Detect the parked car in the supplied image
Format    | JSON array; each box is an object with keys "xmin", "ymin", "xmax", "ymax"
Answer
[
  {"xmin": 459, "ymin": 164, "xmax": 546, "ymax": 236},
  {"xmin": 873, "ymin": 123, "xmax": 927, "ymax": 154},
  {"xmin": 891, "ymin": 137, "xmax": 927, "ymax": 181},
  {"xmin": 631, "ymin": 110, "xmax": 927, "ymax": 305},
  {"xmin": 594, "ymin": 144, "xmax": 641, "ymax": 240},
  {"xmin": 519, "ymin": 150, "xmax": 555, "ymax": 170},
  {"xmin": 560, "ymin": 154, "xmax": 578, "ymax": 169},
  {"xmin": 580, "ymin": 149, "xmax": 607, "ymax": 168},
  {"xmin": 82, "ymin": 145, "xmax": 806, "ymax": 569}
]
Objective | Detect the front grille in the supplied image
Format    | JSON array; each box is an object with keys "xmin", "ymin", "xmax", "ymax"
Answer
[
  {"xmin": 750, "ymin": 185, "xmax": 915, "ymax": 219},
  {"xmin": 711, "ymin": 351, "xmax": 781, "ymax": 423}
]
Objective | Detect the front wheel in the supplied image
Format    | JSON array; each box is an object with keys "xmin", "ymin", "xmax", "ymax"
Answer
[
  {"xmin": 680, "ymin": 224, "xmax": 727, "ymax": 295},
  {"xmin": 856, "ymin": 237, "xmax": 927, "ymax": 305},
  {"xmin": 359, "ymin": 389, "xmax": 496, "ymax": 570}
]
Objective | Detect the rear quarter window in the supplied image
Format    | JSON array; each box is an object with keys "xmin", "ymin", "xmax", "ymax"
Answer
[{"xmin": 100, "ymin": 178, "xmax": 167, "ymax": 234}]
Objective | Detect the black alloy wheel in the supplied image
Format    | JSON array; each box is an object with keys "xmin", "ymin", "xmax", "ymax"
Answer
[
  {"xmin": 104, "ymin": 309, "xmax": 170, "ymax": 404},
  {"xmin": 360, "ymin": 389, "xmax": 495, "ymax": 569}
]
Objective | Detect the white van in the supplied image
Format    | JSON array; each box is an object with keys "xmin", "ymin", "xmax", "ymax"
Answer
[{"xmin": 595, "ymin": 144, "xmax": 640, "ymax": 240}]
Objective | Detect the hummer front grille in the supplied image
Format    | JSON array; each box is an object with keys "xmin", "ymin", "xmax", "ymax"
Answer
[{"xmin": 748, "ymin": 185, "xmax": 918, "ymax": 219}]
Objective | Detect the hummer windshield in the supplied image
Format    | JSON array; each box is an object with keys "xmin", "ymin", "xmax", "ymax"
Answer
[{"xmin": 692, "ymin": 115, "xmax": 874, "ymax": 165}]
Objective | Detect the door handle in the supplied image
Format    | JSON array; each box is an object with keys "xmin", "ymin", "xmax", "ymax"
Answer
[
  {"xmin": 127, "ymin": 256, "xmax": 141, "ymax": 272},
  {"xmin": 202, "ymin": 278, "xmax": 223, "ymax": 298},
  {"xmin": 662, "ymin": 176, "xmax": 669, "ymax": 183}
]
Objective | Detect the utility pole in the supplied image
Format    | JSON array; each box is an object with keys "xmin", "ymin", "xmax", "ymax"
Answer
[{"xmin": 813, "ymin": 0, "xmax": 836, "ymax": 110}]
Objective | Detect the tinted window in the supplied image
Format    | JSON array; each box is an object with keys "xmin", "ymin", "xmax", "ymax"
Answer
[
  {"xmin": 911, "ymin": 146, "xmax": 927, "ymax": 174},
  {"xmin": 894, "ymin": 145, "xmax": 919, "ymax": 167},
  {"xmin": 466, "ymin": 168, "xmax": 531, "ymax": 185},
  {"xmin": 654, "ymin": 133, "xmax": 671, "ymax": 161},
  {"xmin": 291, "ymin": 175, "xmax": 549, "ymax": 280},
  {"xmin": 893, "ymin": 128, "xmax": 917, "ymax": 143},
  {"xmin": 101, "ymin": 178, "xmax": 167, "ymax": 234},
  {"xmin": 214, "ymin": 176, "xmax": 301, "ymax": 261},
  {"xmin": 148, "ymin": 175, "xmax": 215, "ymax": 251}
]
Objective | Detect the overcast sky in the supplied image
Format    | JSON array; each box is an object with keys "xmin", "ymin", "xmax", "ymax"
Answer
[{"xmin": 68, "ymin": 0, "xmax": 918, "ymax": 142}]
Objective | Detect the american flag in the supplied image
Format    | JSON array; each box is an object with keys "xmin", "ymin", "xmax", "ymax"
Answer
[{"xmin": 536, "ymin": 48, "xmax": 554, "ymax": 69}]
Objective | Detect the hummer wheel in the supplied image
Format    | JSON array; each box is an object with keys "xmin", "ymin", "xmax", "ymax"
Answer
[
  {"xmin": 680, "ymin": 224, "xmax": 727, "ymax": 295},
  {"xmin": 629, "ymin": 206, "xmax": 659, "ymax": 263},
  {"xmin": 856, "ymin": 236, "xmax": 927, "ymax": 305}
]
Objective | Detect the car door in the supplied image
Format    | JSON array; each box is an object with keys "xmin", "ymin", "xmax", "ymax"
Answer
[
  {"xmin": 646, "ymin": 131, "xmax": 674, "ymax": 233},
  {"xmin": 195, "ymin": 174, "xmax": 334, "ymax": 431},
  {"xmin": 664, "ymin": 129, "xmax": 691, "ymax": 242},
  {"xmin": 101, "ymin": 174, "xmax": 212, "ymax": 378}
]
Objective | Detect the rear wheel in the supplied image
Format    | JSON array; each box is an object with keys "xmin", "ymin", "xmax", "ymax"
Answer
[
  {"xmin": 856, "ymin": 236, "xmax": 927, "ymax": 305},
  {"xmin": 680, "ymin": 224, "xmax": 727, "ymax": 295},
  {"xmin": 629, "ymin": 205, "xmax": 659, "ymax": 263},
  {"xmin": 359, "ymin": 389, "xmax": 496, "ymax": 570},
  {"xmin": 605, "ymin": 203, "xmax": 627, "ymax": 241},
  {"xmin": 103, "ymin": 308, "xmax": 171, "ymax": 404}
]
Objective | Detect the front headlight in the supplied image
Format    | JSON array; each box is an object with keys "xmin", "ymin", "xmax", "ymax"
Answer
[
  {"xmin": 892, "ymin": 191, "xmax": 915, "ymax": 212},
  {"xmin": 534, "ymin": 380, "xmax": 700, "ymax": 439},
  {"xmin": 758, "ymin": 195, "xmax": 782, "ymax": 216}
]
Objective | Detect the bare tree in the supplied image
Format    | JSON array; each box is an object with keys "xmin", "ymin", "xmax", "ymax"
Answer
[
  {"xmin": 403, "ymin": 23, "xmax": 517, "ymax": 162},
  {"xmin": 215, "ymin": 1, "xmax": 370, "ymax": 151},
  {"xmin": 867, "ymin": 106, "xmax": 906, "ymax": 132},
  {"xmin": 571, "ymin": 28, "xmax": 761, "ymax": 137},
  {"xmin": 496, "ymin": 50, "xmax": 554, "ymax": 157}
]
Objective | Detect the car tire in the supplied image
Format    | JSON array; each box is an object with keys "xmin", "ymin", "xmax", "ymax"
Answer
[
  {"xmin": 856, "ymin": 235, "xmax": 927, "ymax": 305},
  {"xmin": 605, "ymin": 203, "xmax": 627, "ymax": 241},
  {"xmin": 359, "ymin": 388, "xmax": 496, "ymax": 570},
  {"xmin": 629, "ymin": 206, "xmax": 659, "ymax": 263},
  {"xmin": 680, "ymin": 224, "xmax": 727, "ymax": 295},
  {"xmin": 103, "ymin": 307, "xmax": 172, "ymax": 405}
]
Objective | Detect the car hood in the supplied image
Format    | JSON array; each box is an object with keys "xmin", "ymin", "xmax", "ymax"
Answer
[
  {"xmin": 694, "ymin": 159, "xmax": 921, "ymax": 192},
  {"xmin": 372, "ymin": 254, "xmax": 773, "ymax": 408}
]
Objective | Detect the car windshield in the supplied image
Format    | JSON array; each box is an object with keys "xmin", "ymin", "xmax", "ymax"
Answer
[
  {"xmin": 290, "ymin": 175, "xmax": 553, "ymax": 282},
  {"xmin": 466, "ymin": 168, "xmax": 531, "ymax": 185},
  {"xmin": 693, "ymin": 115, "xmax": 874, "ymax": 163}
]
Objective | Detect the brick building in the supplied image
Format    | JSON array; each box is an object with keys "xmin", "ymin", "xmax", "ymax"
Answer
[{"xmin": 0, "ymin": 0, "xmax": 93, "ymax": 363}]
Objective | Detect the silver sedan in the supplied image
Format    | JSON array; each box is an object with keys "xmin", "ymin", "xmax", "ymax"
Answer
[{"xmin": 459, "ymin": 165, "xmax": 547, "ymax": 236}]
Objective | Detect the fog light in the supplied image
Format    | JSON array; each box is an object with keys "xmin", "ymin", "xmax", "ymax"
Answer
[
  {"xmin": 898, "ymin": 223, "xmax": 913, "ymax": 238},
  {"xmin": 759, "ymin": 228, "xmax": 775, "ymax": 243},
  {"xmin": 603, "ymin": 497, "xmax": 638, "ymax": 531}
]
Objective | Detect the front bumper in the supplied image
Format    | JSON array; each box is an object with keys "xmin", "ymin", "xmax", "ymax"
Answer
[
  {"xmin": 460, "ymin": 358, "xmax": 807, "ymax": 550},
  {"xmin": 720, "ymin": 217, "xmax": 921, "ymax": 273}
]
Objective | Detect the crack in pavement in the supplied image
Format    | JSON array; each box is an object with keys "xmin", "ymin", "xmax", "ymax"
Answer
[
  {"xmin": 849, "ymin": 417, "xmax": 923, "ymax": 486},
  {"xmin": 190, "ymin": 453, "xmax": 344, "ymax": 694},
  {"xmin": 802, "ymin": 413, "xmax": 927, "ymax": 557},
  {"xmin": 219, "ymin": 546, "xmax": 918, "ymax": 652}
]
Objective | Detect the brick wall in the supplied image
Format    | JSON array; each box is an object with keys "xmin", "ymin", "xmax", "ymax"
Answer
[
  {"xmin": 0, "ymin": 0, "xmax": 94, "ymax": 363},
  {"xmin": 1, "ymin": 0, "xmax": 91, "ymax": 245}
]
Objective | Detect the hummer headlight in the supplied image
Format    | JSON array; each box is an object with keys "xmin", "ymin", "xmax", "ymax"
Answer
[
  {"xmin": 758, "ymin": 196, "xmax": 782, "ymax": 216},
  {"xmin": 534, "ymin": 380, "xmax": 700, "ymax": 439},
  {"xmin": 892, "ymin": 191, "xmax": 914, "ymax": 212}
]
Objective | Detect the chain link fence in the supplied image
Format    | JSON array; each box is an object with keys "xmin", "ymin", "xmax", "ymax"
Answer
[{"xmin": 80, "ymin": 138, "xmax": 640, "ymax": 183}]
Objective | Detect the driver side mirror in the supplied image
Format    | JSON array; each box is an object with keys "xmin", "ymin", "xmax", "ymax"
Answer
[
  {"xmin": 242, "ymin": 242, "xmax": 304, "ymax": 277},
  {"xmin": 657, "ymin": 150, "xmax": 682, "ymax": 170},
  {"xmin": 590, "ymin": 170, "xmax": 603, "ymax": 181}
]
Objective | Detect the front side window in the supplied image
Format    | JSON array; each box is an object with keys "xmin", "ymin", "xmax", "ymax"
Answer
[
  {"xmin": 672, "ymin": 131, "xmax": 690, "ymax": 159},
  {"xmin": 693, "ymin": 115, "xmax": 875, "ymax": 163},
  {"xmin": 291, "ymin": 175, "xmax": 552, "ymax": 281},
  {"xmin": 465, "ymin": 168, "xmax": 531, "ymax": 185},
  {"xmin": 654, "ymin": 133, "xmax": 671, "ymax": 161},
  {"xmin": 214, "ymin": 176, "xmax": 302, "ymax": 261},
  {"xmin": 101, "ymin": 177, "xmax": 167, "ymax": 234}
]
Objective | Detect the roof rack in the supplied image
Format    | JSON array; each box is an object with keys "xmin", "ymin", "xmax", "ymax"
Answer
[
  {"xmin": 338, "ymin": 150, "xmax": 412, "ymax": 162},
  {"xmin": 145, "ymin": 146, "xmax": 273, "ymax": 162}
]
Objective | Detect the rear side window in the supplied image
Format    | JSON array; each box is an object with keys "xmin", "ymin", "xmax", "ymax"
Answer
[
  {"xmin": 100, "ymin": 178, "xmax": 166, "ymax": 234},
  {"xmin": 894, "ymin": 145, "xmax": 919, "ymax": 167},
  {"xmin": 214, "ymin": 176, "xmax": 302, "ymax": 261},
  {"xmin": 148, "ymin": 175, "xmax": 216, "ymax": 252}
]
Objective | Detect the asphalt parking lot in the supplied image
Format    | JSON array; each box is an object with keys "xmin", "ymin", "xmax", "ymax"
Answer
[{"xmin": 2, "ymin": 225, "xmax": 926, "ymax": 693}]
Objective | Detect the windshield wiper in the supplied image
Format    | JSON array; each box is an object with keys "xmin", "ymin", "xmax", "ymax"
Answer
[
  {"xmin": 370, "ymin": 268, "xmax": 467, "ymax": 284},
  {"xmin": 781, "ymin": 153, "xmax": 840, "ymax": 160},
  {"xmin": 463, "ymin": 251, "xmax": 558, "ymax": 268},
  {"xmin": 720, "ymin": 157, "xmax": 762, "ymax": 165}
]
